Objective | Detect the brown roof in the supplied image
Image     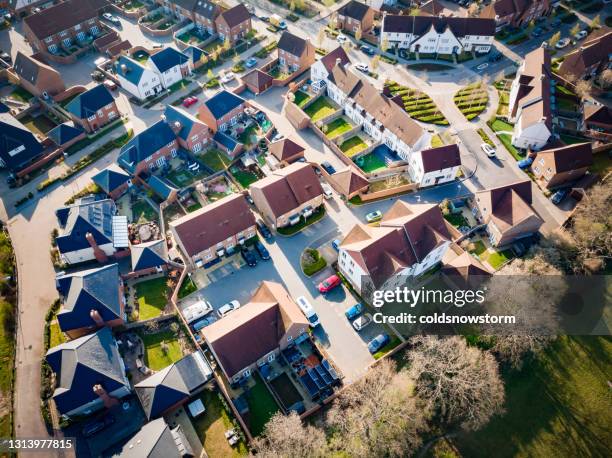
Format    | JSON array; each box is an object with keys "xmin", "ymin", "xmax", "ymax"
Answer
[
  {"xmin": 558, "ymin": 31, "xmax": 612, "ymax": 79},
  {"xmin": 242, "ymin": 69, "xmax": 273, "ymax": 92},
  {"xmin": 269, "ymin": 138, "xmax": 305, "ymax": 162},
  {"xmin": 382, "ymin": 15, "xmax": 496, "ymax": 37},
  {"xmin": 250, "ymin": 163, "xmax": 323, "ymax": 218},
  {"xmin": 107, "ymin": 40, "xmax": 132, "ymax": 57},
  {"xmin": 418, "ymin": 0, "xmax": 446, "ymax": 16},
  {"xmin": 217, "ymin": 3, "xmax": 251, "ymax": 28},
  {"xmin": 511, "ymin": 48, "xmax": 552, "ymax": 131},
  {"xmin": 332, "ymin": 167, "xmax": 369, "ymax": 196},
  {"xmin": 93, "ymin": 31, "xmax": 120, "ymax": 49},
  {"xmin": 537, "ymin": 142, "xmax": 593, "ymax": 174},
  {"xmin": 169, "ymin": 194, "xmax": 255, "ymax": 257},
  {"xmin": 420, "ymin": 144, "xmax": 461, "ymax": 173},
  {"xmin": 24, "ymin": 0, "xmax": 108, "ymax": 40},
  {"xmin": 338, "ymin": 1, "xmax": 371, "ymax": 21},
  {"xmin": 584, "ymin": 104, "xmax": 612, "ymax": 127},
  {"xmin": 202, "ymin": 282, "xmax": 308, "ymax": 378},
  {"xmin": 320, "ymin": 46, "xmax": 351, "ymax": 74},
  {"xmin": 12, "ymin": 51, "xmax": 63, "ymax": 87},
  {"xmin": 278, "ymin": 31, "xmax": 309, "ymax": 57},
  {"xmin": 442, "ymin": 243, "xmax": 491, "ymax": 280}
]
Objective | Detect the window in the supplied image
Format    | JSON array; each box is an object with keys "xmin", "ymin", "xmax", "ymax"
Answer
[
  {"xmin": 242, "ymin": 369, "xmax": 251, "ymax": 377},
  {"xmin": 287, "ymin": 335, "xmax": 293, "ymax": 341},
  {"xmin": 74, "ymin": 24, "xmax": 81, "ymax": 31},
  {"xmin": 166, "ymin": 141, "xmax": 174, "ymax": 148},
  {"xmin": 267, "ymin": 354, "xmax": 275, "ymax": 363},
  {"xmin": 87, "ymin": 115, "xmax": 96, "ymax": 121},
  {"xmin": 108, "ymin": 111, "xmax": 116, "ymax": 119},
  {"xmin": 191, "ymin": 134, "xmax": 199, "ymax": 141},
  {"xmin": 204, "ymin": 253, "xmax": 213, "ymax": 260},
  {"xmin": 45, "ymin": 37, "xmax": 53, "ymax": 43}
]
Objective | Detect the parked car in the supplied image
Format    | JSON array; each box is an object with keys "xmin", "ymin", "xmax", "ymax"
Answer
[
  {"xmin": 245, "ymin": 193, "xmax": 254, "ymax": 205},
  {"xmin": 102, "ymin": 12, "xmax": 120, "ymax": 25},
  {"xmin": 0, "ymin": 51, "xmax": 11, "ymax": 63},
  {"xmin": 256, "ymin": 219, "xmax": 272, "ymax": 239},
  {"xmin": 337, "ymin": 34, "xmax": 348, "ymax": 44},
  {"xmin": 476, "ymin": 62, "xmax": 489, "ymax": 71},
  {"xmin": 318, "ymin": 274, "xmax": 341, "ymax": 294},
  {"xmin": 296, "ymin": 296, "xmax": 320, "ymax": 327},
  {"xmin": 331, "ymin": 239, "xmax": 341, "ymax": 252},
  {"xmin": 574, "ymin": 30, "xmax": 588, "ymax": 40},
  {"xmin": 321, "ymin": 161, "xmax": 336, "ymax": 175},
  {"xmin": 82, "ymin": 415, "xmax": 115, "ymax": 438},
  {"xmin": 271, "ymin": 132, "xmax": 284, "ymax": 142},
  {"xmin": 254, "ymin": 240, "xmax": 271, "ymax": 260},
  {"xmin": 551, "ymin": 188, "xmax": 569, "ymax": 205},
  {"xmin": 220, "ymin": 71, "xmax": 235, "ymax": 83},
  {"xmin": 91, "ymin": 70, "xmax": 105, "ymax": 82},
  {"xmin": 517, "ymin": 156, "xmax": 534, "ymax": 169},
  {"xmin": 345, "ymin": 303, "xmax": 364, "ymax": 321},
  {"xmin": 245, "ymin": 57, "xmax": 258, "ymax": 68},
  {"xmin": 541, "ymin": 41, "xmax": 549, "ymax": 49},
  {"xmin": 365, "ymin": 210, "xmax": 382, "ymax": 223},
  {"xmin": 321, "ymin": 183, "xmax": 333, "ymax": 199},
  {"xmin": 352, "ymin": 313, "xmax": 373, "ymax": 331},
  {"xmin": 488, "ymin": 52, "xmax": 502, "ymax": 62},
  {"xmin": 360, "ymin": 45, "xmax": 375, "ymax": 55},
  {"xmin": 355, "ymin": 62, "xmax": 369, "ymax": 73},
  {"xmin": 531, "ymin": 27, "xmax": 543, "ymax": 37},
  {"xmin": 481, "ymin": 143, "xmax": 496, "ymax": 158},
  {"xmin": 241, "ymin": 247, "xmax": 258, "ymax": 267},
  {"xmin": 551, "ymin": 18, "xmax": 562, "ymax": 27},
  {"xmin": 183, "ymin": 300, "xmax": 213, "ymax": 323},
  {"xmin": 367, "ymin": 334, "xmax": 390, "ymax": 354},
  {"xmin": 103, "ymin": 79, "xmax": 117, "ymax": 91},
  {"xmin": 556, "ymin": 38, "xmax": 571, "ymax": 49},
  {"xmin": 182, "ymin": 96, "xmax": 198, "ymax": 107},
  {"xmin": 217, "ymin": 300, "xmax": 241, "ymax": 318}
]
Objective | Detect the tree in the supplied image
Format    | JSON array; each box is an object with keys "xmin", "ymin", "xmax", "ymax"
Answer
[
  {"xmin": 354, "ymin": 26, "xmax": 362, "ymax": 43},
  {"xmin": 381, "ymin": 37, "xmax": 389, "ymax": 53},
  {"xmin": 549, "ymin": 31, "xmax": 561, "ymax": 48},
  {"xmin": 570, "ymin": 23, "xmax": 581, "ymax": 37},
  {"xmin": 574, "ymin": 79, "xmax": 592, "ymax": 99},
  {"xmin": 406, "ymin": 336, "xmax": 505, "ymax": 431},
  {"xmin": 590, "ymin": 15, "xmax": 600, "ymax": 29},
  {"xmin": 327, "ymin": 359, "xmax": 426, "ymax": 456},
  {"xmin": 251, "ymin": 412, "xmax": 328, "ymax": 458},
  {"xmin": 489, "ymin": 335, "xmax": 554, "ymax": 370},
  {"xmin": 599, "ymin": 69, "xmax": 612, "ymax": 89},
  {"xmin": 223, "ymin": 36, "xmax": 231, "ymax": 52},
  {"xmin": 328, "ymin": 12, "xmax": 337, "ymax": 32},
  {"xmin": 316, "ymin": 28, "xmax": 326, "ymax": 48},
  {"xmin": 467, "ymin": 3, "xmax": 479, "ymax": 17},
  {"xmin": 289, "ymin": 0, "xmax": 296, "ymax": 12},
  {"xmin": 206, "ymin": 68, "xmax": 214, "ymax": 80},
  {"xmin": 370, "ymin": 54, "xmax": 380, "ymax": 72}
]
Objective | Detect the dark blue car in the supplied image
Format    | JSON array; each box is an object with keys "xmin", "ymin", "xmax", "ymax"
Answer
[
  {"xmin": 368, "ymin": 334, "xmax": 390, "ymax": 354},
  {"xmin": 331, "ymin": 239, "xmax": 341, "ymax": 252},
  {"xmin": 345, "ymin": 303, "xmax": 364, "ymax": 321},
  {"xmin": 517, "ymin": 157, "xmax": 534, "ymax": 169}
]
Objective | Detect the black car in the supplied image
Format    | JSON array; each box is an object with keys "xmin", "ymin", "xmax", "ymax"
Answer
[
  {"xmin": 241, "ymin": 247, "xmax": 258, "ymax": 267},
  {"xmin": 488, "ymin": 52, "xmax": 503, "ymax": 62},
  {"xmin": 256, "ymin": 219, "xmax": 272, "ymax": 239},
  {"xmin": 321, "ymin": 161, "xmax": 336, "ymax": 175},
  {"xmin": 82, "ymin": 415, "xmax": 115, "ymax": 438},
  {"xmin": 255, "ymin": 240, "xmax": 271, "ymax": 260},
  {"xmin": 360, "ymin": 45, "xmax": 375, "ymax": 55}
]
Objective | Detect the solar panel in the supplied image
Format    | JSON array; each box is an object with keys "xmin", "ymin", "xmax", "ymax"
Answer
[{"xmin": 322, "ymin": 359, "xmax": 339, "ymax": 380}]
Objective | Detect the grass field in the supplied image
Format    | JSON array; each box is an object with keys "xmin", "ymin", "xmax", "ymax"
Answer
[
  {"xmin": 135, "ymin": 277, "xmax": 169, "ymax": 320},
  {"xmin": 339, "ymin": 136, "xmax": 368, "ymax": 158},
  {"xmin": 489, "ymin": 118, "xmax": 522, "ymax": 160},
  {"xmin": 178, "ymin": 276, "xmax": 198, "ymax": 299},
  {"xmin": 139, "ymin": 329, "xmax": 183, "ymax": 371},
  {"xmin": 324, "ymin": 117, "xmax": 353, "ymax": 138},
  {"xmin": 590, "ymin": 151, "xmax": 612, "ymax": 176},
  {"xmin": 0, "ymin": 232, "xmax": 16, "ymax": 438},
  {"xmin": 430, "ymin": 134, "xmax": 444, "ymax": 148},
  {"xmin": 455, "ymin": 336, "xmax": 612, "ymax": 457},
  {"xmin": 304, "ymin": 97, "xmax": 337, "ymax": 122},
  {"xmin": 356, "ymin": 153, "xmax": 387, "ymax": 173},
  {"xmin": 201, "ymin": 148, "xmax": 232, "ymax": 172},
  {"xmin": 247, "ymin": 373, "xmax": 280, "ymax": 436},
  {"xmin": 293, "ymin": 90, "xmax": 311, "ymax": 108},
  {"xmin": 454, "ymin": 83, "xmax": 489, "ymax": 120},
  {"xmin": 231, "ymin": 169, "xmax": 259, "ymax": 188},
  {"xmin": 49, "ymin": 322, "xmax": 65, "ymax": 348},
  {"xmin": 385, "ymin": 80, "xmax": 448, "ymax": 125}
]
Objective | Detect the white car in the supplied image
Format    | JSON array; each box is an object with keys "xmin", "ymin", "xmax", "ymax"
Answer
[
  {"xmin": 352, "ymin": 313, "xmax": 372, "ymax": 331},
  {"xmin": 220, "ymin": 71, "xmax": 235, "ymax": 83},
  {"xmin": 556, "ymin": 38, "xmax": 571, "ymax": 49},
  {"xmin": 103, "ymin": 13, "xmax": 120, "ymax": 25},
  {"xmin": 321, "ymin": 183, "xmax": 333, "ymax": 199},
  {"xmin": 481, "ymin": 143, "xmax": 496, "ymax": 158},
  {"xmin": 337, "ymin": 34, "xmax": 348, "ymax": 44},
  {"xmin": 574, "ymin": 30, "xmax": 587, "ymax": 40},
  {"xmin": 355, "ymin": 63, "xmax": 369, "ymax": 73},
  {"xmin": 217, "ymin": 300, "xmax": 241, "ymax": 318}
]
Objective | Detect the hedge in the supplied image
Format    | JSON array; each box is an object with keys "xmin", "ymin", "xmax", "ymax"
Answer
[{"xmin": 301, "ymin": 248, "xmax": 327, "ymax": 276}]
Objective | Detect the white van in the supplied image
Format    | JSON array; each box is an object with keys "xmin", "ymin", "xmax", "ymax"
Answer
[
  {"xmin": 183, "ymin": 300, "xmax": 213, "ymax": 324},
  {"xmin": 321, "ymin": 183, "xmax": 333, "ymax": 200},
  {"xmin": 296, "ymin": 296, "xmax": 320, "ymax": 327}
]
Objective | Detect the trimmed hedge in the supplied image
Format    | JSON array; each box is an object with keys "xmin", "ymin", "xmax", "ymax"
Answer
[{"xmin": 301, "ymin": 248, "xmax": 327, "ymax": 276}]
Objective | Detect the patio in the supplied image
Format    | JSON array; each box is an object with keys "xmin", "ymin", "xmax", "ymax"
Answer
[{"xmin": 154, "ymin": 155, "xmax": 210, "ymax": 188}]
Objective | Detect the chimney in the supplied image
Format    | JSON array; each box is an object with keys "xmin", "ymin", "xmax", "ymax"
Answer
[
  {"xmin": 93, "ymin": 384, "xmax": 120, "ymax": 409},
  {"xmin": 90, "ymin": 309, "xmax": 104, "ymax": 327},
  {"xmin": 86, "ymin": 232, "xmax": 108, "ymax": 263}
]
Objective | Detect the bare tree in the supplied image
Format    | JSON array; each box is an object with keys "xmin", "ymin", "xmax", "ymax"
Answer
[
  {"xmin": 406, "ymin": 336, "xmax": 505, "ymax": 431},
  {"xmin": 327, "ymin": 359, "xmax": 426, "ymax": 457},
  {"xmin": 489, "ymin": 335, "xmax": 554, "ymax": 370},
  {"xmin": 590, "ymin": 15, "xmax": 601, "ymax": 29},
  {"xmin": 574, "ymin": 79, "xmax": 592, "ymax": 100},
  {"xmin": 370, "ymin": 55, "xmax": 380, "ymax": 72},
  {"xmin": 549, "ymin": 31, "xmax": 561, "ymax": 48},
  {"xmin": 570, "ymin": 23, "xmax": 581, "ymax": 37},
  {"xmin": 467, "ymin": 3, "xmax": 479, "ymax": 17},
  {"xmin": 251, "ymin": 412, "xmax": 328, "ymax": 458},
  {"xmin": 599, "ymin": 69, "xmax": 612, "ymax": 89},
  {"xmin": 328, "ymin": 12, "xmax": 337, "ymax": 32},
  {"xmin": 316, "ymin": 28, "xmax": 326, "ymax": 49},
  {"xmin": 355, "ymin": 26, "xmax": 362, "ymax": 43},
  {"xmin": 381, "ymin": 37, "xmax": 389, "ymax": 53}
]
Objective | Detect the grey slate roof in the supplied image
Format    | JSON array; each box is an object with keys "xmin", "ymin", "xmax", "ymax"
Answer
[
  {"xmin": 56, "ymin": 198, "xmax": 116, "ymax": 254},
  {"xmin": 203, "ymin": 90, "xmax": 245, "ymax": 120},
  {"xmin": 0, "ymin": 110, "xmax": 44, "ymax": 172},
  {"xmin": 163, "ymin": 105, "xmax": 201, "ymax": 141},
  {"xmin": 92, "ymin": 163, "xmax": 131, "ymax": 195},
  {"xmin": 149, "ymin": 47, "xmax": 189, "ymax": 74},
  {"xmin": 47, "ymin": 122, "xmax": 85, "ymax": 147},
  {"xmin": 115, "ymin": 55, "xmax": 148, "ymax": 86},
  {"xmin": 218, "ymin": 4, "xmax": 251, "ymax": 28},
  {"xmin": 131, "ymin": 239, "xmax": 168, "ymax": 272},
  {"xmin": 146, "ymin": 175, "xmax": 178, "ymax": 200},
  {"xmin": 382, "ymin": 15, "xmax": 496, "ymax": 38},
  {"xmin": 338, "ymin": 1, "xmax": 371, "ymax": 21},
  {"xmin": 278, "ymin": 31, "xmax": 308, "ymax": 57},
  {"xmin": 66, "ymin": 84, "xmax": 115, "ymax": 119},
  {"xmin": 118, "ymin": 120, "xmax": 176, "ymax": 173},
  {"xmin": 111, "ymin": 418, "xmax": 194, "ymax": 458}
]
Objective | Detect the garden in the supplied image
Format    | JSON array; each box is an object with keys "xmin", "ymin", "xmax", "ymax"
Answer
[
  {"xmin": 176, "ymin": 28, "xmax": 209, "ymax": 46},
  {"xmin": 488, "ymin": 118, "xmax": 522, "ymax": 160},
  {"xmin": 494, "ymin": 79, "xmax": 511, "ymax": 116},
  {"xmin": 454, "ymin": 82, "xmax": 489, "ymax": 120},
  {"xmin": 384, "ymin": 81, "xmax": 448, "ymax": 125},
  {"xmin": 355, "ymin": 153, "xmax": 387, "ymax": 173},
  {"xmin": 300, "ymin": 248, "xmax": 327, "ymax": 276},
  {"xmin": 20, "ymin": 114, "xmax": 57, "ymax": 137},
  {"xmin": 0, "ymin": 231, "xmax": 16, "ymax": 437},
  {"xmin": 230, "ymin": 165, "xmax": 261, "ymax": 189},
  {"xmin": 131, "ymin": 199, "xmax": 158, "ymax": 224},
  {"xmin": 277, "ymin": 206, "xmax": 326, "ymax": 236},
  {"xmin": 137, "ymin": 328, "xmax": 184, "ymax": 371},
  {"xmin": 134, "ymin": 276, "xmax": 170, "ymax": 321},
  {"xmin": 177, "ymin": 275, "xmax": 198, "ymax": 299},
  {"xmin": 293, "ymin": 90, "xmax": 311, "ymax": 108},
  {"xmin": 246, "ymin": 373, "xmax": 281, "ymax": 436},
  {"xmin": 8, "ymin": 86, "xmax": 34, "ymax": 103},
  {"xmin": 304, "ymin": 97, "xmax": 338, "ymax": 122},
  {"xmin": 200, "ymin": 148, "xmax": 232, "ymax": 172},
  {"xmin": 466, "ymin": 239, "xmax": 514, "ymax": 270},
  {"xmin": 339, "ymin": 136, "xmax": 368, "ymax": 158},
  {"xmin": 322, "ymin": 117, "xmax": 353, "ymax": 139}
]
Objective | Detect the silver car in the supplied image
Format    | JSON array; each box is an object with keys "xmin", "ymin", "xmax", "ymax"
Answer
[
  {"xmin": 352, "ymin": 313, "xmax": 372, "ymax": 331},
  {"xmin": 217, "ymin": 300, "xmax": 241, "ymax": 318}
]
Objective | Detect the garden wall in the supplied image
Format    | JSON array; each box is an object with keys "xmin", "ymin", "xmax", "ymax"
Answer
[
  {"xmin": 112, "ymin": 3, "xmax": 147, "ymax": 19},
  {"xmin": 358, "ymin": 182, "xmax": 418, "ymax": 202}
]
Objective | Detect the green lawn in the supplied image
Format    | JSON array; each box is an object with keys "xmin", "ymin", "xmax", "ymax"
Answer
[
  {"xmin": 139, "ymin": 329, "xmax": 183, "ymax": 371},
  {"xmin": 324, "ymin": 118, "xmax": 353, "ymax": 138},
  {"xmin": 166, "ymin": 166, "xmax": 209, "ymax": 188},
  {"xmin": 201, "ymin": 148, "xmax": 232, "ymax": 172},
  {"xmin": 301, "ymin": 248, "xmax": 327, "ymax": 276},
  {"xmin": 486, "ymin": 249, "xmax": 514, "ymax": 269},
  {"xmin": 178, "ymin": 276, "xmax": 198, "ymax": 299},
  {"xmin": 135, "ymin": 277, "xmax": 169, "ymax": 320},
  {"xmin": 454, "ymin": 83, "xmax": 489, "ymax": 120},
  {"xmin": 455, "ymin": 336, "xmax": 612, "ymax": 458},
  {"xmin": 131, "ymin": 199, "xmax": 158, "ymax": 224},
  {"xmin": 590, "ymin": 151, "xmax": 612, "ymax": 176},
  {"xmin": 490, "ymin": 118, "xmax": 514, "ymax": 133},
  {"xmin": 277, "ymin": 206, "xmax": 326, "ymax": 236},
  {"xmin": 467, "ymin": 240, "xmax": 487, "ymax": 257},
  {"xmin": 0, "ymin": 296, "xmax": 15, "ymax": 438},
  {"xmin": 237, "ymin": 125, "xmax": 259, "ymax": 146},
  {"xmin": 443, "ymin": 212, "xmax": 469, "ymax": 227},
  {"xmin": 339, "ymin": 136, "xmax": 368, "ymax": 158},
  {"xmin": 304, "ymin": 97, "xmax": 337, "ymax": 122},
  {"xmin": 356, "ymin": 153, "xmax": 386, "ymax": 173},
  {"xmin": 373, "ymin": 335, "xmax": 401, "ymax": 360},
  {"xmin": 293, "ymin": 90, "xmax": 311, "ymax": 108},
  {"xmin": 232, "ymin": 169, "xmax": 259, "ymax": 188},
  {"xmin": 49, "ymin": 322, "xmax": 65, "ymax": 348},
  {"xmin": 498, "ymin": 133, "xmax": 523, "ymax": 161},
  {"xmin": 247, "ymin": 373, "xmax": 281, "ymax": 436},
  {"xmin": 430, "ymin": 134, "xmax": 444, "ymax": 148}
]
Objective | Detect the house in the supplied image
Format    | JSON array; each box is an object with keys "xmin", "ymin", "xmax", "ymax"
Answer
[
  {"xmin": 472, "ymin": 180, "xmax": 543, "ymax": 247},
  {"xmin": 169, "ymin": 193, "xmax": 256, "ymax": 268},
  {"xmin": 12, "ymin": 51, "xmax": 65, "ymax": 98},
  {"xmin": 92, "ymin": 164, "xmax": 131, "ymax": 200},
  {"xmin": 480, "ymin": 0, "xmax": 552, "ymax": 32},
  {"xmin": 531, "ymin": 142, "xmax": 593, "ymax": 189},
  {"xmin": 54, "ymin": 263, "xmax": 124, "ymax": 339},
  {"xmin": 277, "ymin": 31, "xmax": 316, "ymax": 75},
  {"xmin": 198, "ymin": 89, "xmax": 248, "ymax": 133},
  {"xmin": 148, "ymin": 47, "xmax": 192, "ymax": 88},
  {"xmin": 111, "ymin": 417, "xmax": 194, "ymax": 458},
  {"xmin": 55, "ymin": 198, "xmax": 128, "ymax": 265},
  {"xmin": 135, "ymin": 351, "xmax": 212, "ymax": 419},
  {"xmin": 193, "ymin": 0, "xmax": 222, "ymax": 35},
  {"xmin": 118, "ymin": 120, "xmax": 178, "ymax": 175},
  {"xmin": 65, "ymin": 84, "xmax": 120, "ymax": 133},
  {"xmin": 581, "ymin": 104, "xmax": 612, "ymax": 133},
  {"xmin": 212, "ymin": 131, "xmax": 242, "ymax": 157},
  {"xmin": 7, "ymin": 0, "xmax": 51, "ymax": 16},
  {"xmin": 380, "ymin": 15, "xmax": 496, "ymax": 54},
  {"xmin": 146, "ymin": 175, "xmax": 179, "ymax": 202},
  {"xmin": 162, "ymin": 105, "xmax": 211, "ymax": 153},
  {"xmin": 183, "ymin": 45, "xmax": 208, "ymax": 71},
  {"xmin": 269, "ymin": 138, "xmax": 305, "ymax": 166},
  {"xmin": 508, "ymin": 47, "xmax": 553, "ymax": 150},
  {"xmin": 310, "ymin": 46, "xmax": 351, "ymax": 83},
  {"xmin": 114, "ymin": 55, "xmax": 163, "ymax": 101},
  {"xmin": 23, "ymin": 0, "xmax": 108, "ymax": 55},
  {"xmin": 409, "ymin": 144, "xmax": 461, "ymax": 187},
  {"xmin": 331, "ymin": 166, "xmax": 369, "ymax": 199},
  {"xmin": 202, "ymin": 281, "xmax": 309, "ymax": 383},
  {"xmin": 46, "ymin": 122, "xmax": 86, "ymax": 151},
  {"xmin": 0, "ymin": 110, "xmax": 45, "ymax": 173},
  {"xmin": 241, "ymin": 69, "xmax": 273, "ymax": 95},
  {"xmin": 338, "ymin": 201, "xmax": 459, "ymax": 295},
  {"xmin": 45, "ymin": 327, "xmax": 130, "ymax": 418},
  {"xmin": 130, "ymin": 239, "xmax": 168, "ymax": 274},
  {"xmin": 441, "ymin": 242, "xmax": 491, "ymax": 283},
  {"xmin": 417, "ymin": 0, "xmax": 448, "ymax": 16},
  {"xmin": 558, "ymin": 31, "xmax": 612, "ymax": 81},
  {"xmin": 214, "ymin": 4, "xmax": 252, "ymax": 45},
  {"xmin": 250, "ymin": 162, "xmax": 324, "ymax": 229},
  {"xmin": 337, "ymin": 1, "xmax": 375, "ymax": 33}
]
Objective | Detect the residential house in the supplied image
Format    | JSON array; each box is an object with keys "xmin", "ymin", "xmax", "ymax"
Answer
[
  {"xmin": 269, "ymin": 138, "xmax": 305, "ymax": 166},
  {"xmin": 214, "ymin": 4, "xmax": 252, "ymax": 45},
  {"xmin": 65, "ymin": 84, "xmax": 120, "ymax": 133},
  {"xmin": 581, "ymin": 103, "xmax": 612, "ymax": 133},
  {"xmin": 0, "ymin": 109, "xmax": 45, "ymax": 173},
  {"xmin": 250, "ymin": 162, "xmax": 324, "ymax": 229},
  {"xmin": 337, "ymin": 1, "xmax": 375, "ymax": 33},
  {"xmin": 310, "ymin": 46, "xmax": 351, "ymax": 83},
  {"xmin": 162, "ymin": 104, "xmax": 211, "ymax": 153},
  {"xmin": 146, "ymin": 175, "xmax": 179, "ymax": 202},
  {"xmin": 409, "ymin": 144, "xmax": 461, "ymax": 187},
  {"xmin": 130, "ymin": 239, "xmax": 169, "ymax": 275},
  {"xmin": 241, "ymin": 69, "xmax": 274, "ymax": 95},
  {"xmin": 55, "ymin": 197, "xmax": 128, "ymax": 265},
  {"xmin": 193, "ymin": 0, "xmax": 222, "ymax": 35},
  {"xmin": 331, "ymin": 166, "xmax": 369, "ymax": 200},
  {"xmin": 160, "ymin": 0, "xmax": 198, "ymax": 22},
  {"xmin": 54, "ymin": 263, "xmax": 125, "ymax": 339},
  {"xmin": 148, "ymin": 47, "xmax": 192, "ymax": 89},
  {"xmin": 118, "ymin": 120, "xmax": 178, "ymax": 175},
  {"xmin": 12, "ymin": 51, "xmax": 65, "ymax": 98},
  {"xmin": 46, "ymin": 122, "xmax": 86, "ymax": 151},
  {"xmin": 480, "ymin": 0, "xmax": 552, "ymax": 32},
  {"xmin": 380, "ymin": 15, "xmax": 496, "ymax": 54},
  {"xmin": 417, "ymin": 0, "xmax": 448, "ymax": 16},
  {"xmin": 23, "ymin": 0, "xmax": 108, "ymax": 55},
  {"xmin": 169, "ymin": 193, "xmax": 256, "ymax": 268},
  {"xmin": 114, "ymin": 55, "xmax": 163, "ymax": 101},
  {"xmin": 92, "ymin": 163, "xmax": 131, "ymax": 200},
  {"xmin": 112, "ymin": 418, "xmax": 194, "ymax": 457},
  {"xmin": 198, "ymin": 89, "xmax": 248, "ymax": 133},
  {"xmin": 472, "ymin": 180, "xmax": 543, "ymax": 247},
  {"xmin": 532, "ymin": 142, "xmax": 593, "ymax": 189},
  {"xmin": 508, "ymin": 47, "xmax": 553, "ymax": 150},
  {"xmin": 135, "ymin": 351, "xmax": 212, "ymax": 419},
  {"xmin": 183, "ymin": 44, "xmax": 208, "ymax": 71},
  {"xmin": 7, "ymin": 0, "xmax": 51, "ymax": 16},
  {"xmin": 442, "ymin": 243, "xmax": 491, "ymax": 281},
  {"xmin": 558, "ymin": 31, "xmax": 612, "ymax": 81},
  {"xmin": 338, "ymin": 201, "xmax": 459, "ymax": 295},
  {"xmin": 45, "ymin": 327, "xmax": 131, "ymax": 418},
  {"xmin": 277, "ymin": 31, "xmax": 316, "ymax": 75},
  {"xmin": 202, "ymin": 281, "xmax": 310, "ymax": 383}
]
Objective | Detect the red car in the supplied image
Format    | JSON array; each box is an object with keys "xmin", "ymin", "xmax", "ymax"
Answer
[
  {"xmin": 182, "ymin": 96, "xmax": 198, "ymax": 107},
  {"xmin": 318, "ymin": 274, "xmax": 341, "ymax": 294}
]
